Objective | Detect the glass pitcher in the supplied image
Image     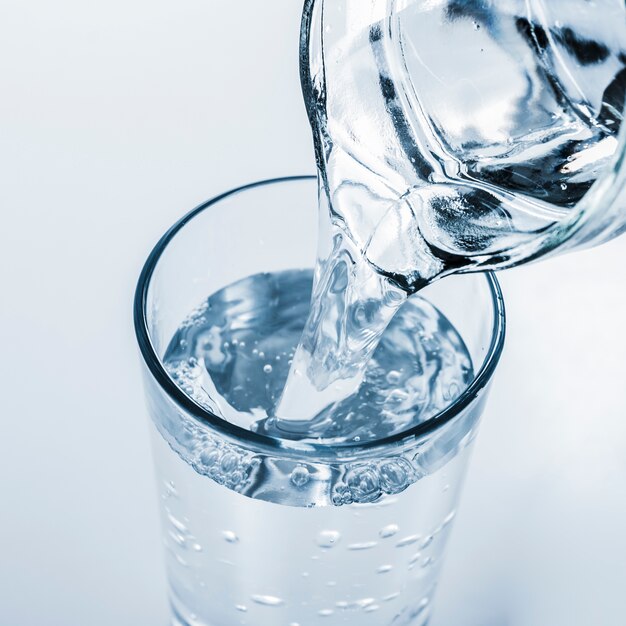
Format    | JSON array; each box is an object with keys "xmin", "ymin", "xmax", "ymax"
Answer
[{"xmin": 301, "ymin": 0, "xmax": 626, "ymax": 291}]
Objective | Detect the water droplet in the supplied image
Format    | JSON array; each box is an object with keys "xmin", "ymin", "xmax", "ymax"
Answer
[
  {"xmin": 396, "ymin": 534, "xmax": 421, "ymax": 548},
  {"xmin": 301, "ymin": 571, "xmax": 310, "ymax": 578},
  {"xmin": 383, "ymin": 592, "xmax": 400, "ymax": 602},
  {"xmin": 318, "ymin": 609, "xmax": 334, "ymax": 617},
  {"xmin": 290, "ymin": 466, "xmax": 310, "ymax": 488},
  {"xmin": 380, "ymin": 524, "xmax": 399, "ymax": 539},
  {"xmin": 235, "ymin": 605, "xmax": 247, "ymax": 613},
  {"xmin": 317, "ymin": 530, "xmax": 341, "ymax": 548},
  {"xmin": 365, "ymin": 604, "xmax": 380, "ymax": 613},
  {"xmin": 263, "ymin": 364, "xmax": 273, "ymax": 374},
  {"xmin": 377, "ymin": 564, "xmax": 393, "ymax": 574},
  {"xmin": 192, "ymin": 543, "xmax": 203, "ymax": 552},
  {"xmin": 561, "ymin": 182, "xmax": 568, "ymax": 190},
  {"xmin": 409, "ymin": 552, "xmax": 422, "ymax": 566},
  {"xmin": 251, "ymin": 594, "xmax": 284, "ymax": 607},
  {"xmin": 422, "ymin": 556, "xmax": 433, "ymax": 568},
  {"xmin": 421, "ymin": 535, "xmax": 434, "ymax": 549},
  {"xmin": 347, "ymin": 541, "xmax": 377, "ymax": 551},
  {"xmin": 222, "ymin": 530, "xmax": 239, "ymax": 544}
]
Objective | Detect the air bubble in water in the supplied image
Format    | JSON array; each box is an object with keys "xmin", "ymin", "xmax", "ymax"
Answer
[
  {"xmin": 385, "ymin": 370, "xmax": 402, "ymax": 385},
  {"xmin": 317, "ymin": 530, "xmax": 341, "ymax": 548},
  {"xmin": 379, "ymin": 458, "xmax": 413, "ymax": 493},
  {"xmin": 220, "ymin": 453, "xmax": 238, "ymax": 473},
  {"xmin": 347, "ymin": 541, "xmax": 377, "ymax": 551},
  {"xmin": 263, "ymin": 364, "xmax": 273, "ymax": 374},
  {"xmin": 222, "ymin": 530, "xmax": 239, "ymax": 544},
  {"xmin": 384, "ymin": 592, "xmax": 401, "ymax": 602},
  {"xmin": 379, "ymin": 523, "xmax": 399, "ymax": 538},
  {"xmin": 167, "ymin": 513, "xmax": 188, "ymax": 533},
  {"xmin": 396, "ymin": 534, "xmax": 421, "ymax": 548},
  {"xmin": 251, "ymin": 595, "xmax": 284, "ymax": 607},
  {"xmin": 290, "ymin": 466, "xmax": 310, "ymax": 488}
]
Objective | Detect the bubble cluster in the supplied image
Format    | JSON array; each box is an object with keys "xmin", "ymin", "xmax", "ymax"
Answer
[{"xmin": 332, "ymin": 456, "xmax": 419, "ymax": 505}]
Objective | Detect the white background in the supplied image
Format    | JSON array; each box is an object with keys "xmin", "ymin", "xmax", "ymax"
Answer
[{"xmin": 1, "ymin": 1, "xmax": 625, "ymax": 624}]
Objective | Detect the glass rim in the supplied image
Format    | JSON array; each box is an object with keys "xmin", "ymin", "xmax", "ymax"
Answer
[{"xmin": 134, "ymin": 175, "xmax": 506, "ymax": 459}]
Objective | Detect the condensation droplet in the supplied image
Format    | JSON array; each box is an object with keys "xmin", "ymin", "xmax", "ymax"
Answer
[
  {"xmin": 235, "ymin": 605, "xmax": 247, "ymax": 613},
  {"xmin": 379, "ymin": 524, "xmax": 399, "ymax": 539},
  {"xmin": 222, "ymin": 530, "xmax": 239, "ymax": 544},
  {"xmin": 317, "ymin": 530, "xmax": 341, "ymax": 548},
  {"xmin": 377, "ymin": 564, "xmax": 393, "ymax": 574},
  {"xmin": 383, "ymin": 592, "xmax": 401, "ymax": 602},
  {"xmin": 365, "ymin": 604, "xmax": 380, "ymax": 613},
  {"xmin": 318, "ymin": 609, "xmax": 334, "ymax": 617}
]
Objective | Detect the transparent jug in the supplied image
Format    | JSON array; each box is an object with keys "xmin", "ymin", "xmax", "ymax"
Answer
[{"xmin": 301, "ymin": 0, "xmax": 626, "ymax": 291}]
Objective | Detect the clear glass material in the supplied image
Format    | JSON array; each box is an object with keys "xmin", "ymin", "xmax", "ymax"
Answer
[
  {"xmin": 134, "ymin": 177, "xmax": 505, "ymax": 626},
  {"xmin": 301, "ymin": 0, "xmax": 626, "ymax": 290}
]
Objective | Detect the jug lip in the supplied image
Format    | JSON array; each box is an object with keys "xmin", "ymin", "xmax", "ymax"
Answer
[{"xmin": 134, "ymin": 176, "xmax": 506, "ymax": 461}]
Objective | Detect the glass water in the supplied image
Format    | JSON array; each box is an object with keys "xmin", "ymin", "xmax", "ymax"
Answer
[{"xmin": 134, "ymin": 177, "xmax": 506, "ymax": 626}]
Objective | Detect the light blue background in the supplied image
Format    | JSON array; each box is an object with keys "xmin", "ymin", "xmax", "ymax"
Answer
[{"xmin": 1, "ymin": 1, "xmax": 625, "ymax": 624}]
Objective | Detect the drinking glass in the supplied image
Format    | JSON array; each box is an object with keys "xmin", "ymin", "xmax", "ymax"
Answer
[{"xmin": 134, "ymin": 176, "xmax": 505, "ymax": 626}]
